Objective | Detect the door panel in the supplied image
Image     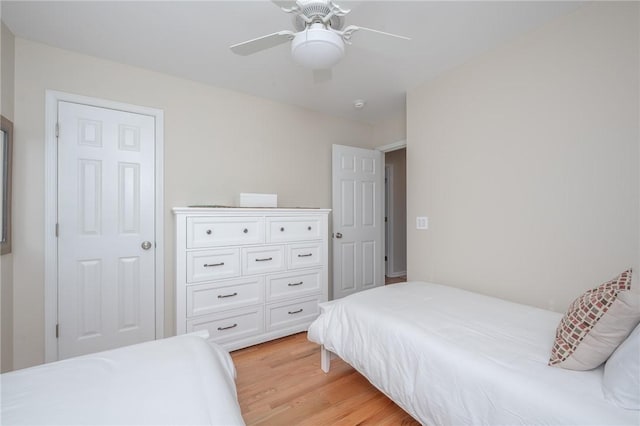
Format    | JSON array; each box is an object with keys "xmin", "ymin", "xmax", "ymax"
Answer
[
  {"xmin": 118, "ymin": 163, "xmax": 141, "ymax": 234},
  {"xmin": 362, "ymin": 180, "xmax": 376, "ymax": 226},
  {"xmin": 58, "ymin": 101, "xmax": 156, "ymax": 359},
  {"xmin": 362, "ymin": 240, "xmax": 376, "ymax": 289},
  {"xmin": 117, "ymin": 256, "xmax": 141, "ymax": 331},
  {"xmin": 341, "ymin": 180, "xmax": 356, "ymax": 227},
  {"xmin": 77, "ymin": 259, "xmax": 102, "ymax": 338},
  {"xmin": 332, "ymin": 144, "xmax": 383, "ymax": 299},
  {"xmin": 340, "ymin": 242, "xmax": 356, "ymax": 293}
]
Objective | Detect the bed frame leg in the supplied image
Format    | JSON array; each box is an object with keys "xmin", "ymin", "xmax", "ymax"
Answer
[{"xmin": 320, "ymin": 346, "xmax": 331, "ymax": 373}]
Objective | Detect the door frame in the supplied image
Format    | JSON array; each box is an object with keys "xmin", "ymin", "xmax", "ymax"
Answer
[
  {"xmin": 44, "ymin": 90, "xmax": 165, "ymax": 362},
  {"xmin": 377, "ymin": 140, "xmax": 406, "ymax": 279},
  {"xmin": 384, "ymin": 163, "xmax": 394, "ymax": 276}
]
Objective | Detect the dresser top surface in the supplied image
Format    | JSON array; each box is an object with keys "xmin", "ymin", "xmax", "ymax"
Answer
[{"xmin": 173, "ymin": 207, "xmax": 331, "ymax": 215}]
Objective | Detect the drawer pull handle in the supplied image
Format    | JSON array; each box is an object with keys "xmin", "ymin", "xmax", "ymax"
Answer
[
  {"xmin": 298, "ymin": 253, "xmax": 313, "ymax": 258},
  {"xmin": 218, "ymin": 292, "xmax": 238, "ymax": 299},
  {"xmin": 288, "ymin": 309, "xmax": 304, "ymax": 315},
  {"xmin": 308, "ymin": 226, "xmax": 312, "ymax": 231},
  {"xmin": 204, "ymin": 262, "xmax": 224, "ymax": 267},
  {"xmin": 243, "ymin": 228, "xmax": 248, "ymax": 233},
  {"xmin": 288, "ymin": 281, "xmax": 304, "ymax": 287},
  {"xmin": 280, "ymin": 227, "xmax": 285, "ymax": 232},
  {"xmin": 206, "ymin": 229, "xmax": 212, "ymax": 235},
  {"xmin": 217, "ymin": 323, "xmax": 238, "ymax": 331},
  {"xmin": 255, "ymin": 257, "xmax": 273, "ymax": 262}
]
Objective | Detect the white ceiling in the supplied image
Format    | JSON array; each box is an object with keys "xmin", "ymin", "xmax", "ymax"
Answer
[{"xmin": 2, "ymin": 1, "xmax": 584, "ymax": 124}]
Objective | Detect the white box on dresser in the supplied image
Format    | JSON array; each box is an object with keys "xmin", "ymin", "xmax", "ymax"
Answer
[{"xmin": 173, "ymin": 207, "xmax": 330, "ymax": 351}]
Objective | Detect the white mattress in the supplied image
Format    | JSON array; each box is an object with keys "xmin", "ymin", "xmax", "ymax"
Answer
[
  {"xmin": 308, "ymin": 281, "xmax": 640, "ymax": 425},
  {"xmin": 1, "ymin": 333, "xmax": 245, "ymax": 425}
]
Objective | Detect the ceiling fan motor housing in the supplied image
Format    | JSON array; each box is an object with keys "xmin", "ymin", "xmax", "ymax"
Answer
[
  {"xmin": 292, "ymin": 0, "xmax": 344, "ymax": 31},
  {"xmin": 291, "ymin": 23, "xmax": 345, "ymax": 69}
]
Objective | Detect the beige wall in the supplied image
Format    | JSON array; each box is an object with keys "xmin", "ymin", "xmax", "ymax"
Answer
[
  {"xmin": 384, "ymin": 148, "xmax": 406, "ymax": 276},
  {"xmin": 13, "ymin": 39, "xmax": 374, "ymax": 369},
  {"xmin": 1, "ymin": 23, "xmax": 14, "ymax": 120},
  {"xmin": 1, "ymin": 20, "xmax": 15, "ymax": 373},
  {"xmin": 407, "ymin": 2, "xmax": 639, "ymax": 312},
  {"xmin": 373, "ymin": 112, "xmax": 406, "ymax": 147}
]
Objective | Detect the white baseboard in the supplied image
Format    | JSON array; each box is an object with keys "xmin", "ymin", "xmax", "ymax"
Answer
[{"xmin": 386, "ymin": 271, "xmax": 407, "ymax": 278}]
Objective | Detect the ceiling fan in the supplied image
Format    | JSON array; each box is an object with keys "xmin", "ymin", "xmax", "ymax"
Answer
[{"xmin": 230, "ymin": 0, "xmax": 410, "ymax": 81}]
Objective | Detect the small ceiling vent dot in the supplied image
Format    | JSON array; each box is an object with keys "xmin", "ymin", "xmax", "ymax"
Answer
[{"xmin": 353, "ymin": 100, "xmax": 366, "ymax": 109}]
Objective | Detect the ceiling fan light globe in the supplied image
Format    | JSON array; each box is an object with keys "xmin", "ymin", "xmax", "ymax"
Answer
[{"xmin": 291, "ymin": 28, "xmax": 345, "ymax": 69}]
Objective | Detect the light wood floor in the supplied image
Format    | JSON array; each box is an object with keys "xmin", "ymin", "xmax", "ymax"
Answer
[{"xmin": 231, "ymin": 332, "xmax": 420, "ymax": 425}]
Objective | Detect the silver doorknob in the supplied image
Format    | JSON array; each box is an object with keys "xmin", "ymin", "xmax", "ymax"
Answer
[
  {"xmin": 335, "ymin": 232, "xmax": 343, "ymax": 239},
  {"xmin": 141, "ymin": 241, "xmax": 152, "ymax": 250}
]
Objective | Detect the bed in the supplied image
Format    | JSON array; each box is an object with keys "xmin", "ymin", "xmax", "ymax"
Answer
[
  {"xmin": 1, "ymin": 332, "xmax": 245, "ymax": 425},
  {"xmin": 307, "ymin": 281, "xmax": 639, "ymax": 425}
]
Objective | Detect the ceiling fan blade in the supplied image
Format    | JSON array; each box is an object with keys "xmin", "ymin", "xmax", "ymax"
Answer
[
  {"xmin": 271, "ymin": 1, "xmax": 300, "ymax": 12},
  {"xmin": 313, "ymin": 68, "xmax": 333, "ymax": 83},
  {"xmin": 230, "ymin": 31, "xmax": 295, "ymax": 56},
  {"xmin": 342, "ymin": 25, "xmax": 411, "ymax": 53}
]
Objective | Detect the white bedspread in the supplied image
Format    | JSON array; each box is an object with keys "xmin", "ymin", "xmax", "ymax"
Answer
[
  {"xmin": 308, "ymin": 281, "xmax": 640, "ymax": 425},
  {"xmin": 1, "ymin": 333, "xmax": 245, "ymax": 426}
]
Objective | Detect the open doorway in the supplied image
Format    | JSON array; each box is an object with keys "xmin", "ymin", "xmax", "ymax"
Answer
[{"xmin": 384, "ymin": 147, "xmax": 406, "ymax": 284}]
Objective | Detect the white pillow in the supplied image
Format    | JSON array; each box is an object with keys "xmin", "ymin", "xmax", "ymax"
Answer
[{"xmin": 603, "ymin": 319, "xmax": 640, "ymax": 409}]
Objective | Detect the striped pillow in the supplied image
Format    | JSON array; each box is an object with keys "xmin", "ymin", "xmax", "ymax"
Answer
[{"xmin": 549, "ymin": 269, "xmax": 640, "ymax": 370}]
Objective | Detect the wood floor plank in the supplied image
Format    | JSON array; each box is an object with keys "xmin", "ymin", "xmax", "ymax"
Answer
[{"xmin": 231, "ymin": 332, "xmax": 420, "ymax": 425}]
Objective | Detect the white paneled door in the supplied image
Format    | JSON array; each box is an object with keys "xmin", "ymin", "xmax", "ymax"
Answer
[
  {"xmin": 57, "ymin": 101, "xmax": 156, "ymax": 359},
  {"xmin": 332, "ymin": 144, "xmax": 384, "ymax": 299}
]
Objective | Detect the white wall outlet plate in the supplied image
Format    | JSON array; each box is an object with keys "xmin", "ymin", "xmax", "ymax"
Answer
[{"xmin": 416, "ymin": 216, "xmax": 428, "ymax": 230}]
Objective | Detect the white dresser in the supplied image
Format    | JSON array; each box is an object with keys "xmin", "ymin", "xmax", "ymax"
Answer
[{"xmin": 173, "ymin": 207, "xmax": 330, "ymax": 351}]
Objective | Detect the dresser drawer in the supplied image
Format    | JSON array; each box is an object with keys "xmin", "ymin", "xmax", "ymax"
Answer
[
  {"xmin": 186, "ymin": 249, "xmax": 240, "ymax": 283},
  {"xmin": 266, "ymin": 297, "xmax": 321, "ymax": 331},
  {"xmin": 242, "ymin": 245, "xmax": 285, "ymax": 275},
  {"xmin": 267, "ymin": 216, "xmax": 322, "ymax": 242},
  {"xmin": 288, "ymin": 242, "xmax": 323, "ymax": 270},
  {"xmin": 266, "ymin": 270, "xmax": 322, "ymax": 302},
  {"xmin": 187, "ymin": 276, "xmax": 264, "ymax": 317},
  {"xmin": 187, "ymin": 216, "xmax": 264, "ymax": 248},
  {"xmin": 187, "ymin": 306, "xmax": 264, "ymax": 344}
]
